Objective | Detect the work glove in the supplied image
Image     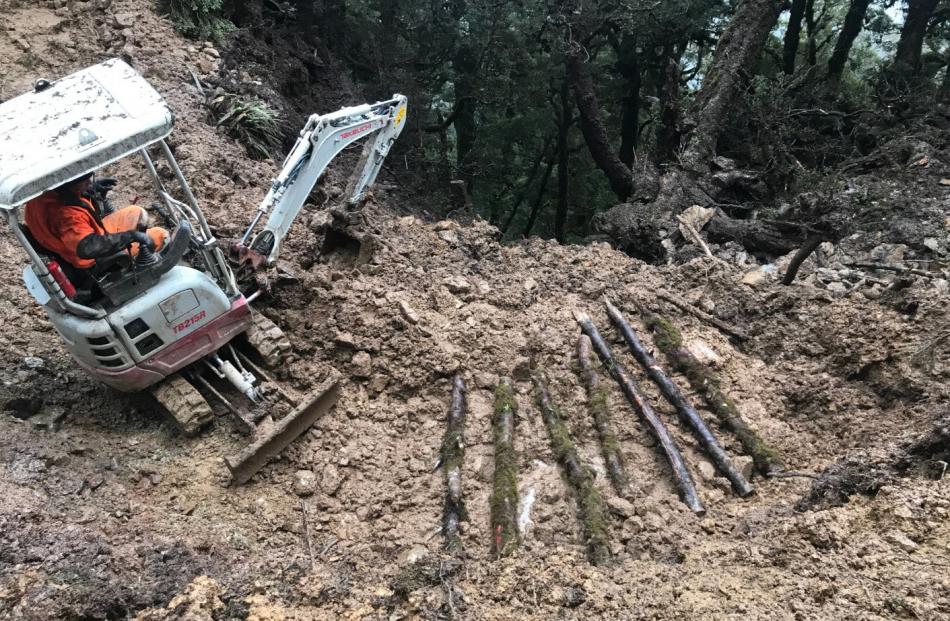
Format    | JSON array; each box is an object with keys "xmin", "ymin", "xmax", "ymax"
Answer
[
  {"xmin": 90, "ymin": 177, "xmax": 118, "ymax": 198},
  {"xmin": 130, "ymin": 231, "xmax": 157, "ymax": 253},
  {"xmin": 84, "ymin": 177, "xmax": 119, "ymax": 215}
]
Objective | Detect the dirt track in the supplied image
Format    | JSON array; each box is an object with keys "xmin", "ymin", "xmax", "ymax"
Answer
[{"xmin": 1, "ymin": 1, "xmax": 949, "ymax": 619}]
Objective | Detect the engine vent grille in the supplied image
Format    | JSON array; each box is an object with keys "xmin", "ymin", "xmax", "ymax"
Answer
[{"xmin": 86, "ymin": 335, "xmax": 127, "ymax": 368}]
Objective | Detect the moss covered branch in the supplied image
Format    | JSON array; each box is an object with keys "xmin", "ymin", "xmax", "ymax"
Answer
[
  {"xmin": 533, "ymin": 372, "xmax": 611, "ymax": 566},
  {"xmin": 644, "ymin": 312, "xmax": 783, "ymax": 476},
  {"xmin": 441, "ymin": 374, "xmax": 468, "ymax": 553},
  {"xmin": 490, "ymin": 379, "xmax": 519, "ymax": 558},
  {"xmin": 576, "ymin": 335, "xmax": 634, "ymax": 499}
]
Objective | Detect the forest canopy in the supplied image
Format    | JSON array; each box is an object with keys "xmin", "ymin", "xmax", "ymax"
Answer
[{"xmin": 169, "ymin": 0, "xmax": 950, "ymax": 253}]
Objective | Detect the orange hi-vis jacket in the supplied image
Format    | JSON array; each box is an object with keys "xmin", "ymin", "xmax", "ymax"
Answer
[{"xmin": 25, "ymin": 192, "xmax": 106, "ymax": 270}]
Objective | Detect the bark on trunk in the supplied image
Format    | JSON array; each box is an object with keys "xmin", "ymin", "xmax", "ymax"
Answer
[
  {"xmin": 805, "ymin": 0, "xmax": 819, "ymax": 66},
  {"xmin": 783, "ymin": 0, "xmax": 807, "ymax": 74},
  {"xmin": 616, "ymin": 33, "xmax": 642, "ymax": 168},
  {"xmin": 566, "ymin": 49, "xmax": 634, "ymax": 201},
  {"xmin": 827, "ymin": 0, "xmax": 872, "ymax": 80},
  {"xmin": 680, "ymin": 0, "xmax": 784, "ymax": 171},
  {"xmin": 555, "ymin": 80, "xmax": 572, "ymax": 243},
  {"xmin": 655, "ymin": 57, "xmax": 683, "ymax": 164},
  {"xmin": 893, "ymin": 0, "xmax": 942, "ymax": 76},
  {"xmin": 704, "ymin": 210, "xmax": 804, "ymax": 256}
]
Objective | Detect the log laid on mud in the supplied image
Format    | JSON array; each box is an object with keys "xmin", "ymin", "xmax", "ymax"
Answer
[
  {"xmin": 490, "ymin": 379, "xmax": 519, "ymax": 558},
  {"xmin": 440, "ymin": 374, "xmax": 468, "ymax": 552},
  {"xmin": 644, "ymin": 313, "xmax": 783, "ymax": 476},
  {"xmin": 656, "ymin": 291, "xmax": 748, "ymax": 342},
  {"xmin": 576, "ymin": 335, "xmax": 635, "ymax": 499},
  {"xmin": 605, "ymin": 301, "xmax": 754, "ymax": 497},
  {"xmin": 533, "ymin": 373, "xmax": 611, "ymax": 566},
  {"xmin": 575, "ymin": 311, "xmax": 705, "ymax": 515}
]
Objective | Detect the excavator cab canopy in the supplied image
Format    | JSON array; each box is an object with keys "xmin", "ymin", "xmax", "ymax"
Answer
[{"xmin": 0, "ymin": 58, "xmax": 173, "ymax": 209}]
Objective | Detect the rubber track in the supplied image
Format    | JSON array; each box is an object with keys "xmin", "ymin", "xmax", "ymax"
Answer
[
  {"xmin": 151, "ymin": 374, "xmax": 213, "ymax": 437},
  {"xmin": 246, "ymin": 312, "xmax": 292, "ymax": 368}
]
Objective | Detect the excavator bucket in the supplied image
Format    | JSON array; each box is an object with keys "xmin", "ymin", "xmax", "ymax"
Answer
[{"xmin": 225, "ymin": 372, "xmax": 341, "ymax": 485}]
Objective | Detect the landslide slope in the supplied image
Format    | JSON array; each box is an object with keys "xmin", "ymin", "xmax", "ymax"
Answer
[{"xmin": 0, "ymin": 1, "xmax": 948, "ymax": 620}]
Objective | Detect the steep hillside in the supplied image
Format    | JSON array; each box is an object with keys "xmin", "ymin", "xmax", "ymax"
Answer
[{"xmin": 0, "ymin": 1, "xmax": 948, "ymax": 620}]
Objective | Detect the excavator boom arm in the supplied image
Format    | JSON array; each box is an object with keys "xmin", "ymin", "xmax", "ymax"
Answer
[{"xmin": 241, "ymin": 95, "xmax": 407, "ymax": 264}]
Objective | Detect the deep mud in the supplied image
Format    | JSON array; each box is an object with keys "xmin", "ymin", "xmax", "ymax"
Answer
[{"xmin": 1, "ymin": 1, "xmax": 949, "ymax": 619}]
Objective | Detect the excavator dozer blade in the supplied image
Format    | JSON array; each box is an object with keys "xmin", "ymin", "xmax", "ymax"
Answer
[{"xmin": 225, "ymin": 373, "xmax": 341, "ymax": 485}]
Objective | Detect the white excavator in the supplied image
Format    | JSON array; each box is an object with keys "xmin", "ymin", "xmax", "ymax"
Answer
[{"xmin": 0, "ymin": 59, "xmax": 407, "ymax": 484}]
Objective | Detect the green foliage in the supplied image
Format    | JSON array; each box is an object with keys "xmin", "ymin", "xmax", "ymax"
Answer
[
  {"xmin": 160, "ymin": 0, "xmax": 234, "ymax": 41},
  {"xmin": 325, "ymin": 0, "xmax": 948, "ymax": 240},
  {"xmin": 207, "ymin": 92, "xmax": 281, "ymax": 160}
]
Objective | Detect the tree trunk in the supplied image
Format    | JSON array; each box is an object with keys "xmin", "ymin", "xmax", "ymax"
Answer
[
  {"xmin": 655, "ymin": 56, "xmax": 682, "ymax": 164},
  {"xmin": 783, "ymin": 0, "xmax": 807, "ymax": 74},
  {"xmin": 680, "ymin": 0, "xmax": 785, "ymax": 172},
  {"xmin": 451, "ymin": 0, "xmax": 478, "ymax": 192},
  {"xmin": 805, "ymin": 0, "xmax": 818, "ymax": 66},
  {"xmin": 616, "ymin": 33, "xmax": 642, "ymax": 168},
  {"xmin": 521, "ymin": 155, "xmax": 555, "ymax": 238},
  {"xmin": 501, "ymin": 137, "xmax": 553, "ymax": 233},
  {"xmin": 454, "ymin": 45, "xmax": 479, "ymax": 191},
  {"xmin": 893, "ymin": 0, "xmax": 942, "ymax": 76},
  {"xmin": 827, "ymin": 0, "xmax": 872, "ymax": 80},
  {"xmin": 555, "ymin": 80, "xmax": 571, "ymax": 243},
  {"xmin": 566, "ymin": 49, "xmax": 634, "ymax": 201},
  {"xmin": 378, "ymin": 0, "xmax": 400, "ymax": 81}
]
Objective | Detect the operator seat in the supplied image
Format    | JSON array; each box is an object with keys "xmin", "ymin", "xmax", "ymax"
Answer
[{"xmin": 19, "ymin": 224, "xmax": 130, "ymax": 303}]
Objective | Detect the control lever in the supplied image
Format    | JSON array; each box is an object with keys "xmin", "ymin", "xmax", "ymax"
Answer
[{"xmin": 135, "ymin": 244, "xmax": 160, "ymax": 267}]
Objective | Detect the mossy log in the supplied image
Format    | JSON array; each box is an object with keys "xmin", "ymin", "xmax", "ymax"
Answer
[
  {"xmin": 490, "ymin": 378, "xmax": 519, "ymax": 558},
  {"xmin": 533, "ymin": 372, "xmax": 611, "ymax": 566},
  {"xmin": 644, "ymin": 312, "xmax": 783, "ymax": 476},
  {"xmin": 605, "ymin": 301, "xmax": 754, "ymax": 497},
  {"xmin": 441, "ymin": 373, "xmax": 468, "ymax": 553},
  {"xmin": 574, "ymin": 311, "xmax": 705, "ymax": 515},
  {"xmin": 576, "ymin": 335, "xmax": 635, "ymax": 499}
]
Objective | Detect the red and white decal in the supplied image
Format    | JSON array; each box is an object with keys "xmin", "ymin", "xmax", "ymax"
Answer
[
  {"xmin": 340, "ymin": 122, "xmax": 375, "ymax": 140},
  {"xmin": 172, "ymin": 309, "xmax": 207, "ymax": 334}
]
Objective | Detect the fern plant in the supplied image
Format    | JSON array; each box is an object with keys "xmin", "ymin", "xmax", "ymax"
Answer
[{"xmin": 159, "ymin": 0, "xmax": 235, "ymax": 41}]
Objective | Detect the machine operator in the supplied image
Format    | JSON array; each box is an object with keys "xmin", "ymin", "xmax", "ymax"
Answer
[{"xmin": 24, "ymin": 173, "xmax": 167, "ymax": 271}]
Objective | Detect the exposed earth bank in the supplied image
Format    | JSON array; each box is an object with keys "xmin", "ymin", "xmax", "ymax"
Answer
[{"xmin": 0, "ymin": 1, "xmax": 949, "ymax": 620}]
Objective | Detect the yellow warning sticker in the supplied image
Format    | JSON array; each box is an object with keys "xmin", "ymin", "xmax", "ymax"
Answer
[{"xmin": 395, "ymin": 106, "xmax": 407, "ymax": 126}]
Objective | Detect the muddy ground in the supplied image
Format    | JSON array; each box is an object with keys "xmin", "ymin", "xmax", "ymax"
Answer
[{"xmin": 1, "ymin": 1, "xmax": 949, "ymax": 620}]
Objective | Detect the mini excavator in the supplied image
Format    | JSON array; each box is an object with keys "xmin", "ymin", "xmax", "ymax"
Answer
[{"xmin": 0, "ymin": 59, "xmax": 407, "ymax": 484}]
